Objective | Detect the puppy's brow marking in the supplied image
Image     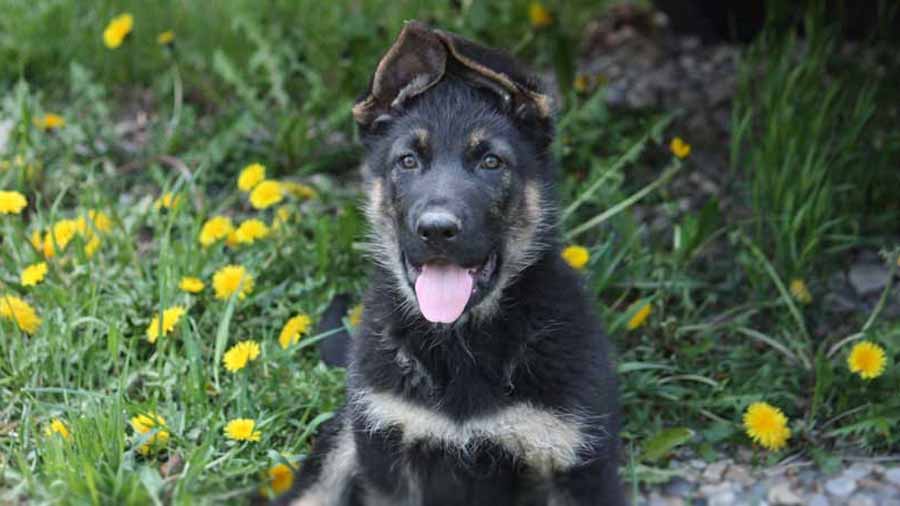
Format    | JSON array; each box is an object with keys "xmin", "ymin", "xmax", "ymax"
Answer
[
  {"xmin": 354, "ymin": 389, "xmax": 593, "ymax": 474},
  {"xmin": 468, "ymin": 128, "xmax": 487, "ymax": 149},
  {"xmin": 412, "ymin": 128, "xmax": 430, "ymax": 148}
]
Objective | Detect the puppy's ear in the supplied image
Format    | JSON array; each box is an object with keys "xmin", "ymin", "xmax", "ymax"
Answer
[
  {"xmin": 354, "ymin": 22, "xmax": 553, "ymax": 133},
  {"xmin": 353, "ymin": 22, "xmax": 447, "ymax": 129}
]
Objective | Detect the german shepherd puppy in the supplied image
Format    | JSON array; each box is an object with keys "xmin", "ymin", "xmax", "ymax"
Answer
[{"xmin": 283, "ymin": 22, "xmax": 624, "ymax": 506}]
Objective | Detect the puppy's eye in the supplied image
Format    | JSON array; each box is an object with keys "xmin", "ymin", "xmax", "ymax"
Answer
[
  {"xmin": 398, "ymin": 154, "xmax": 419, "ymax": 170},
  {"xmin": 481, "ymin": 154, "xmax": 503, "ymax": 170}
]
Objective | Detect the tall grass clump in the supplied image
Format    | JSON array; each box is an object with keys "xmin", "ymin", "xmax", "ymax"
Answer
[{"xmin": 731, "ymin": 15, "xmax": 877, "ymax": 278}]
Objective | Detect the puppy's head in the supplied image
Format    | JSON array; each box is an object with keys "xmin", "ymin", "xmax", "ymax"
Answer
[{"xmin": 358, "ymin": 22, "xmax": 555, "ymax": 325}]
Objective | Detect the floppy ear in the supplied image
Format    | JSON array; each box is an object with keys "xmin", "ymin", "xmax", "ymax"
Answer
[
  {"xmin": 352, "ymin": 22, "xmax": 447, "ymax": 128},
  {"xmin": 353, "ymin": 22, "xmax": 553, "ymax": 131}
]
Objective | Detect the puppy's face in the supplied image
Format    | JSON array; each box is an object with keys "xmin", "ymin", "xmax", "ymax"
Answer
[{"xmin": 356, "ymin": 23, "xmax": 554, "ymax": 324}]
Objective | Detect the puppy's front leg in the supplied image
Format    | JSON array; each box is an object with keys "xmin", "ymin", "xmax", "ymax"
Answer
[
  {"xmin": 282, "ymin": 412, "xmax": 358, "ymax": 506},
  {"xmin": 550, "ymin": 458, "xmax": 626, "ymax": 506}
]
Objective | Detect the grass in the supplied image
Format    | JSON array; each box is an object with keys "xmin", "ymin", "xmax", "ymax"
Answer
[{"xmin": 2, "ymin": 1, "xmax": 899, "ymax": 504}]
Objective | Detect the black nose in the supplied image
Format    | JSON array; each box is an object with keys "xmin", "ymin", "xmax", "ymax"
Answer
[{"xmin": 416, "ymin": 210, "xmax": 461, "ymax": 243}]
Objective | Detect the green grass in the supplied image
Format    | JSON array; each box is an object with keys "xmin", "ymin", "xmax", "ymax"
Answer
[{"xmin": 2, "ymin": 1, "xmax": 900, "ymax": 504}]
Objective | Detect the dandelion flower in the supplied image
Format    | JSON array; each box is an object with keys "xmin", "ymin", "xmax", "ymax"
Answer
[
  {"xmin": 199, "ymin": 216, "xmax": 234, "ymax": 247},
  {"xmin": 789, "ymin": 279, "xmax": 812, "ymax": 305},
  {"xmin": 179, "ymin": 276, "xmax": 205, "ymax": 294},
  {"xmin": 238, "ymin": 163, "xmax": 266, "ymax": 192},
  {"xmin": 43, "ymin": 219, "xmax": 80, "ymax": 257},
  {"xmin": 561, "ymin": 245, "xmax": 589, "ymax": 270},
  {"xmin": 272, "ymin": 205, "xmax": 293, "ymax": 229},
  {"xmin": 157, "ymin": 30, "xmax": 175, "ymax": 45},
  {"xmin": 348, "ymin": 304, "xmax": 363, "ymax": 327},
  {"xmin": 34, "ymin": 113, "xmax": 65, "ymax": 130},
  {"xmin": 224, "ymin": 418, "xmax": 261, "ymax": 442},
  {"xmin": 669, "ymin": 137, "xmax": 691, "ymax": 159},
  {"xmin": 743, "ymin": 402, "xmax": 791, "ymax": 451},
  {"xmin": 223, "ymin": 340, "xmax": 261, "ymax": 372},
  {"xmin": 278, "ymin": 314, "xmax": 312, "ymax": 349},
  {"xmin": 146, "ymin": 305, "xmax": 187, "ymax": 344},
  {"xmin": 20, "ymin": 262, "xmax": 48, "ymax": 287},
  {"xmin": 0, "ymin": 294, "xmax": 42, "ymax": 334},
  {"xmin": 847, "ymin": 341, "xmax": 887, "ymax": 380},
  {"xmin": 626, "ymin": 302, "xmax": 652, "ymax": 330},
  {"xmin": 84, "ymin": 234, "xmax": 102, "ymax": 258},
  {"xmin": 154, "ymin": 193, "xmax": 181, "ymax": 210},
  {"xmin": 249, "ymin": 180, "xmax": 284, "ymax": 210},
  {"xmin": 45, "ymin": 418, "xmax": 72, "ymax": 440},
  {"xmin": 282, "ymin": 181, "xmax": 318, "ymax": 200},
  {"xmin": 29, "ymin": 230, "xmax": 43, "ymax": 252},
  {"xmin": 235, "ymin": 219, "xmax": 270, "ymax": 244},
  {"xmin": 130, "ymin": 412, "xmax": 170, "ymax": 455},
  {"xmin": 0, "ymin": 190, "xmax": 28, "ymax": 214},
  {"xmin": 573, "ymin": 74, "xmax": 590, "ymax": 94},
  {"xmin": 529, "ymin": 2, "xmax": 553, "ymax": 28},
  {"xmin": 103, "ymin": 13, "xmax": 134, "ymax": 49},
  {"xmin": 268, "ymin": 463, "xmax": 295, "ymax": 495},
  {"xmin": 213, "ymin": 265, "xmax": 254, "ymax": 300}
]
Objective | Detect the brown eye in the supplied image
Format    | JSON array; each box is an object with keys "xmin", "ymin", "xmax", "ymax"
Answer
[
  {"xmin": 399, "ymin": 155, "xmax": 418, "ymax": 169},
  {"xmin": 481, "ymin": 154, "xmax": 502, "ymax": 170}
]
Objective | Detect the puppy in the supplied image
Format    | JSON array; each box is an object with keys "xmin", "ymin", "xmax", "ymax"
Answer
[{"xmin": 283, "ymin": 22, "xmax": 625, "ymax": 506}]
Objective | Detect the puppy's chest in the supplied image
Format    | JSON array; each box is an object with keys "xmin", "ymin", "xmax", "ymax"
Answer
[{"xmin": 351, "ymin": 388, "xmax": 588, "ymax": 477}]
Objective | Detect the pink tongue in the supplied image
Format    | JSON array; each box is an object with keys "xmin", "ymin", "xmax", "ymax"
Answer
[{"xmin": 414, "ymin": 263, "xmax": 474, "ymax": 323}]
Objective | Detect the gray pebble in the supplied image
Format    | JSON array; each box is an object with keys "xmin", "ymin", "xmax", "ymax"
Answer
[
  {"xmin": 703, "ymin": 461, "xmax": 729, "ymax": 482},
  {"xmin": 848, "ymin": 494, "xmax": 876, "ymax": 506},
  {"xmin": 808, "ymin": 494, "xmax": 830, "ymax": 506},
  {"xmin": 826, "ymin": 476, "xmax": 857, "ymax": 497},
  {"xmin": 885, "ymin": 467, "xmax": 900, "ymax": 487},
  {"xmin": 664, "ymin": 477, "xmax": 696, "ymax": 497}
]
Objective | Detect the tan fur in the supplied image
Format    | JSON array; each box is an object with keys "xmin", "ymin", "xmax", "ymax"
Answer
[
  {"xmin": 352, "ymin": 389, "xmax": 590, "ymax": 475},
  {"xmin": 290, "ymin": 419, "xmax": 357, "ymax": 506}
]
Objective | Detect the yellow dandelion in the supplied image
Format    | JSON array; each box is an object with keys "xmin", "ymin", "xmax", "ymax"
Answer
[
  {"xmin": 743, "ymin": 402, "xmax": 791, "ymax": 451},
  {"xmin": 789, "ymin": 279, "xmax": 812, "ymax": 305},
  {"xmin": 282, "ymin": 181, "xmax": 318, "ymax": 200},
  {"xmin": 179, "ymin": 276, "xmax": 205, "ymax": 294},
  {"xmin": 0, "ymin": 190, "xmax": 28, "ymax": 214},
  {"xmin": 847, "ymin": 341, "xmax": 887, "ymax": 380},
  {"xmin": 0, "ymin": 294, "xmax": 42, "ymax": 334},
  {"xmin": 238, "ymin": 163, "xmax": 266, "ymax": 192},
  {"xmin": 529, "ymin": 2, "xmax": 553, "ymax": 28},
  {"xmin": 561, "ymin": 245, "xmax": 590, "ymax": 270},
  {"xmin": 34, "ymin": 113, "xmax": 65, "ymax": 130},
  {"xmin": 43, "ymin": 219, "xmax": 80, "ymax": 257},
  {"xmin": 627, "ymin": 302, "xmax": 652, "ymax": 330},
  {"xmin": 278, "ymin": 314, "xmax": 312, "ymax": 349},
  {"xmin": 573, "ymin": 74, "xmax": 590, "ymax": 94},
  {"xmin": 146, "ymin": 305, "xmax": 187, "ymax": 344},
  {"xmin": 272, "ymin": 205, "xmax": 293, "ymax": 229},
  {"xmin": 669, "ymin": 137, "xmax": 691, "ymax": 159},
  {"xmin": 224, "ymin": 418, "xmax": 261, "ymax": 442},
  {"xmin": 29, "ymin": 229, "xmax": 43, "ymax": 252},
  {"xmin": 45, "ymin": 418, "xmax": 72, "ymax": 440},
  {"xmin": 268, "ymin": 463, "xmax": 295, "ymax": 495},
  {"xmin": 157, "ymin": 30, "xmax": 175, "ymax": 45},
  {"xmin": 199, "ymin": 216, "xmax": 234, "ymax": 247},
  {"xmin": 235, "ymin": 219, "xmax": 270, "ymax": 244},
  {"xmin": 213, "ymin": 265, "xmax": 254, "ymax": 300},
  {"xmin": 20, "ymin": 262, "xmax": 48, "ymax": 287},
  {"xmin": 223, "ymin": 340, "xmax": 261, "ymax": 372},
  {"xmin": 84, "ymin": 234, "xmax": 102, "ymax": 258},
  {"xmin": 348, "ymin": 304, "xmax": 363, "ymax": 327},
  {"xmin": 154, "ymin": 192, "xmax": 181, "ymax": 210},
  {"xmin": 249, "ymin": 180, "xmax": 284, "ymax": 210},
  {"xmin": 130, "ymin": 412, "xmax": 170, "ymax": 455},
  {"xmin": 103, "ymin": 13, "xmax": 134, "ymax": 50}
]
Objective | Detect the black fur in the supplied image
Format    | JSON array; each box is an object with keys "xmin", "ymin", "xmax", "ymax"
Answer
[{"xmin": 281, "ymin": 23, "xmax": 624, "ymax": 506}]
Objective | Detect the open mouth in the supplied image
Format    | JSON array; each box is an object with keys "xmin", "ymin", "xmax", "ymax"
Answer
[{"xmin": 403, "ymin": 253, "xmax": 499, "ymax": 323}]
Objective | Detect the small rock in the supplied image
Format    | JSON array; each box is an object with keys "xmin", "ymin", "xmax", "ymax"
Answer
[
  {"xmin": 699, "ymin": 482, "xmax": 733, "ymax": 497},
  {"xmin": 703, "ymin": 461, "xmax": 729, "ymax": 482},
  {"xmin": 808, "ymin": 494, "xmax": 830, "ymax": 506},
  {"xmin": 844, "ymin": 463, "xmax": 873, "ymax": 481},
  {"xmin": 664, "ymin": 477, "xmax": 695, "ymax": 497},
  {"xmin": 767, "ymin": 482, "xmax": 803, "ymax": 505},
  {"xmin": 825, "ymin": 476, "xmax": 857, "ymax": 497},
  {"xmin": 885, "ymin": 467, "xmax": 900, "ymax": 487},
  {"xmin": 708, "ymin": 491, "xmax": 736, "ymax": 506},
  {"xmin": 724, "ymin": 464, "xmax": 753, "ymax": 487},
  {"xmin": 848, "ymin": 494, "xmax": 876, "ymax": 506},
  {"xmin": 689, "ymin": 459, "xmax": 708, "ymax": 470},
  {"xmin": 849, "ymin": 263, "xmax": 890, "ymax": 296}
]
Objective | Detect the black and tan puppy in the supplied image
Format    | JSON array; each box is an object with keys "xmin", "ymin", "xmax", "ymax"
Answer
[{"xmin": 283, "ymin": 22, "xmax": 625, "ymax": 506}]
